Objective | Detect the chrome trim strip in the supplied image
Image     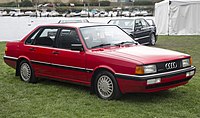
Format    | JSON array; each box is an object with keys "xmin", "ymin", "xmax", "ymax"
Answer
[
  {"xmin": 52, "ymin": 63, "xmax": 86, "ymax": 70},
  {"xmin": 85, "ymin": 68, "xmax": 93, "ymax": 72},
  {"xmin": 31, "ymin": 60, "xmax": 93, "ymax": 72},
  {"xmin": 31, "ymin": 60, "xmax": 51, "ymax": 65},
  {"xmin": 51, "ymin": 62, "xmax": 93, "ymax": 72},
  {"xmin": 135, "ymin": 36, "xmax": 150, "ymax": 41},
  {"xmin": 3, "ymin": 55, "xmax": 18, "ymax": 60},
  {"xmin": 115, "ymin": 66, "xmax": 196, "ymax": 80},
  {"xmin": 141, "ymin": 42, "xmax": 149, "ymax": 45},
  {"xmin": 4, "ymin": 55, "xmax": 93, "ymax": 73}
]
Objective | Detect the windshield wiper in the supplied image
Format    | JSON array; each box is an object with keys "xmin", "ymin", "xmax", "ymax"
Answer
[
  {"xmin": 91, "ymin": 43, "xmax": 111, "ymax": 49},
  {"xmin": 115, "ymin": 41, "xmax": 138, "ymax": 46}
]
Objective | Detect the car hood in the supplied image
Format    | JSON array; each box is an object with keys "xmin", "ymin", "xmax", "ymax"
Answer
[{"xmin": 98, "ymin": 45, "xmax": 189, "ymax": 64}]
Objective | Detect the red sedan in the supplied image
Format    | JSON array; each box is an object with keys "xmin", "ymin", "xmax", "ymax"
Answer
[{"xmin": 4, "ymin": 23, "xmax": 196, "ymax": 100}]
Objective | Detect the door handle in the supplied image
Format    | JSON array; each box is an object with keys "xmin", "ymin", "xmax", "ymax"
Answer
[
  {"xmin": 29, "ymin": 47, "xmax": 36, "ymax": 51},
  {"xmin": 52, "ymin": 51, "xmax": 60, "ymax": 55}
]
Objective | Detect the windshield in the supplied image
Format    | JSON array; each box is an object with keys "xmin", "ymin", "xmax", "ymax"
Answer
[
  {"xmin": 108, "ymin": 19, "xmax": 134, "ymax": 29},
  {"xmin": 80, "ymin": 25, "xmax": 137, "ymax": 49},
  {"xmin": 59, "ymin": 20, "xmax": 88, "ymax": 23}
]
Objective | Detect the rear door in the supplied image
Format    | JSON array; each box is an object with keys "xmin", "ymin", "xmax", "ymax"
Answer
[{"xmin": 24, "ymin": 26, "xmax": 59, "ymax": 76}]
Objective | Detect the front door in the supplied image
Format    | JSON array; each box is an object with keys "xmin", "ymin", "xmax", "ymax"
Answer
[{"xmin": 50, "ymin": 28, "xmax": 88, "ymax": 84}]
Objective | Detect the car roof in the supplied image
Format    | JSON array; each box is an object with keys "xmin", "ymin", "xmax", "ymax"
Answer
[
  {"xmin": 58, "ymin": 19, "xmax": 89, "ymax": 23},
  {"xmin": 109, "ymin": 17, "xmax": 155, "ymax": 21},
  {"xmin": 39, "ymin": 23, "xmax": 112, "ymax": 28},
  {"xmin": 109, "ymin": 17, "xmax": 143, "ymax": 20}
]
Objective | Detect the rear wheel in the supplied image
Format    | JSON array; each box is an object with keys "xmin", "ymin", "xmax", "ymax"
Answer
[
  {"xmin": 149, "ymin": 34, "xmax": 156, "ymax": 45},
  {"xmin": 94, "ymin": 71, "xmax": 121, "ymax": 100},
  {"xmin": 19, "ymin": 60, "xmax": 37, "ymax": 83}
]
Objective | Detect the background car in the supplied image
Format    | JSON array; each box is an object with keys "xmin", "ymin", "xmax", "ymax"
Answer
[
  {"xmin": 58, "ymin": 19, "xmax": 89, "ymax": 23},
  {"xmin": 108, "ymin": 18, "xmax": 157, "ymax": 45},
  {"xmin": 4, "ymin": 23, "xmax": 195, "ymax": 100}
]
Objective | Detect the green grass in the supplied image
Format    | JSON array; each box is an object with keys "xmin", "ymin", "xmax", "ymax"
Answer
[{"xmin": 0, "ymin": 36, "xmax": 200, "ymax": 118}]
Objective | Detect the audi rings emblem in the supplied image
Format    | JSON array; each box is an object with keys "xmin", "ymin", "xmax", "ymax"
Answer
[{"xmin": 165, "ymin": 62, "xmax": 178, "ymax": 70}]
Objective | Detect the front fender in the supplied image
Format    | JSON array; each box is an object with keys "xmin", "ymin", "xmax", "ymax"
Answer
[{"xmin": 93, "ymin": 65, "xmax": 116, "ymax": 74}]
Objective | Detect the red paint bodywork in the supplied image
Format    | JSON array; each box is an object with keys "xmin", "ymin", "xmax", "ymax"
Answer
[{"xmin": 4, "ymin": 23, "xmax": 196, "ymax": 94}]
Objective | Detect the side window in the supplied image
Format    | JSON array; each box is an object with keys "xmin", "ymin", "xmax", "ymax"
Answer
[
  {"xmin": 135, "ymin": 19, "xmax": 142, "ymax": 28},
  {"xmin": 140, "ymin": 19, "xmax": 149, "ymax": 28},
  {"xmin": 57, "ymin": 28, "xmax": 81, "ymax": 49},
  {"xmin": 34, "ymin": 28, "xmax": 58, "ymax": 47},
  {"xmin": 39, "ymin": 28, "xmax": 58, "ymax": 40}
]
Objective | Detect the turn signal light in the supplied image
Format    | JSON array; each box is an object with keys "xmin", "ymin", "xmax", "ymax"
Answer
[
  {"xmin": 190, "ymin": 57, "xmax": 192, "ymax": 65},
  {"xmin": 5, "ymin": 47, "xmax": 7, "ymax": 52},
  {"xmin": 135, "ymin": 66, "xmax": 144, "ymax": 74}
]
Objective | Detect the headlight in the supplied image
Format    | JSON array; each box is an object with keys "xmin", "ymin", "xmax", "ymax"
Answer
[
  {"xmin": 135, "ymin": 64, "xmax": 157, "ymax": 74},
  {"xmin": 182, "ymin": 58, "xmax": 191, "ymax": 67},
  {"xmin": 144, "ymin": 65, "xmax": 157, "ymax": 74}
]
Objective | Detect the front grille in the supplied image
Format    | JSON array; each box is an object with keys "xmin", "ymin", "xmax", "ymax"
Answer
[
  {"xmin": 146, "ymin": 78, "xmax": 191, "ymax": 89},
  {"xmin": 156, "ymin": 59, "xmax": 183, "ymax": 73}
]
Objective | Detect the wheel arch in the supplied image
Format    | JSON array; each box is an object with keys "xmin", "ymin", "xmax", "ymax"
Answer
[
  {"xmin": 16, "ymin": 56, "xmax": 31, "ymax": 76},
  {"xmin": 149, "ymin": 32, "xmax": 157, "ymax": 45},
  {"xmin": 90, "ymin": 66, "xmax": 116, "ymax": 94}
]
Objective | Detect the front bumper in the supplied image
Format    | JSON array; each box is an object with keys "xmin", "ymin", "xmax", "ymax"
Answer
[{"xmin": 115, "ymin": 66, "xmax": 196, "ymax": 94}]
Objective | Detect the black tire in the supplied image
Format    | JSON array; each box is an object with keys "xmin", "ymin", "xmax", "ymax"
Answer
[
  {"xmin": 19, "ymin": 60, "xmax": 37, "ymax": 83},
  {"xmin": 149, "ymin": 33, "xmax": 156, "ymax": 46},
  {"xmin": 94, "ymin": 71, "xmax": 121, "ymax": 100}
]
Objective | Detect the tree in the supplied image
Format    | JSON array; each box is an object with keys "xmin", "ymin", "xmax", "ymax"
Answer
[
  {"xmin": 83, "ymin": 0, "xmax": 98, "ymax": 3},
  {"xmin": 20, "ymin": 0, "xmax": 33, "ymax": 7},
  {"xmin": 68, "ymin": 0, "xmax": 80, "ymax": 3},
  {"xmin": 99, "ymin": 1, "xmax": 110, "ymax": 6},
  {"xmin": 16, "ymin": 0, "xmax": 19, "ymax": 7}
]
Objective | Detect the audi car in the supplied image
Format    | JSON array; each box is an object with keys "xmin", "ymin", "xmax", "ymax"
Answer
[
  {"xmin": 4, "ymin": 23, "xmax": 195, "ymax": 100},
  {"xmin": 108, "ymin": 18, "xmax": 157, "ymax": 45}
]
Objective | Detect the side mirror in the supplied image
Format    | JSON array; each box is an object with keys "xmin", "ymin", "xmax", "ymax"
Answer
[{"xmin": 71, "ymin": 44, "xmax": 83, "ymax": 51}]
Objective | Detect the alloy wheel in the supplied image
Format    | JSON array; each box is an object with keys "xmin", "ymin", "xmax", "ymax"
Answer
[
  {"xmin": 20, "ymin": 62, "xmax": 31, "ymax": 82},
  {"xmin": 97, "ymin": 75, "xmax": 114, "ymax": 98}
]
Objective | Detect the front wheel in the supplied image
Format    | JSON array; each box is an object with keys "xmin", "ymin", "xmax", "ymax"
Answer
[
  {"xmin": 94, "ymin": 71, "xmax": 121, "ymax": 100},
  {"xmin": 149, "ymin": 34, "xmax": 156, "ymax": 46},
  {"xmin": 19, "ymin": 60, "xmax": 37, "ymax": 83}
]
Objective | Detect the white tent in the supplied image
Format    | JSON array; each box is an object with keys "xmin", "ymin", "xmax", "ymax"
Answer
[{"xmin": 155, "ymin": 0, "xmax": 200, "ymax": 35}]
